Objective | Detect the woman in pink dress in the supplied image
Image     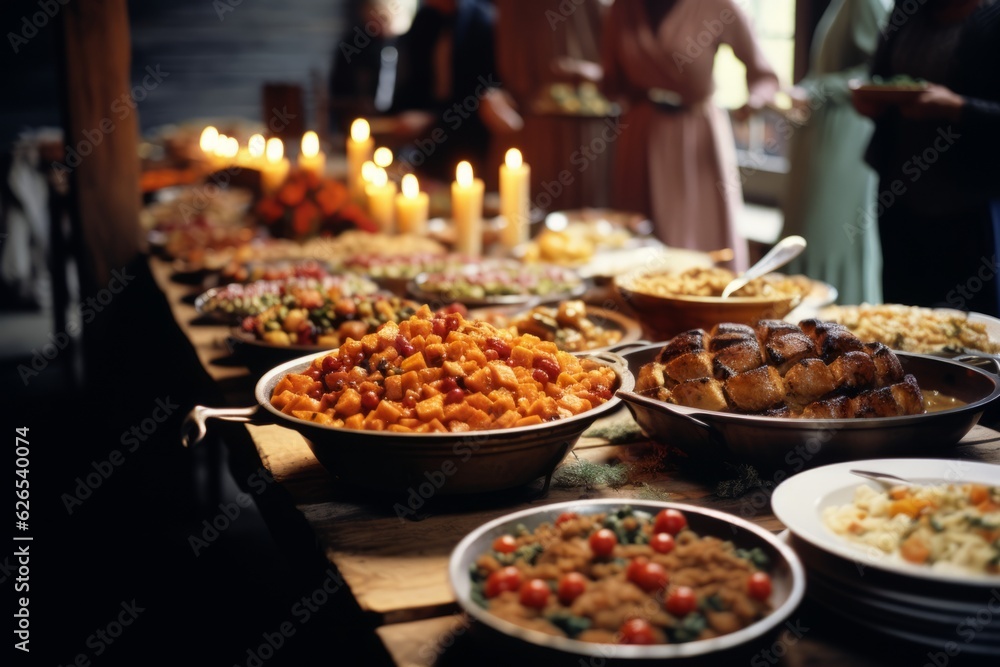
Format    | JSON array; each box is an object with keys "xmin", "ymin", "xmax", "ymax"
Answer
[{"xmin": 601, "ymin": 0, "xmax": 779, "ymax": 271}]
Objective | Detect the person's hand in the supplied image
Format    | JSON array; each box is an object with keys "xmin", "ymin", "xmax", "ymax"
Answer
[
  {"xmin": 899, "ymin": 84, "xmax": 965, "ymax": 121},
  {"xmin": 479, "ymin": 88, "xmax": 524, "ymax": 134},
  {"xmin": 851, "ymin": 88, "xmax": 888, "ymax": 119}
]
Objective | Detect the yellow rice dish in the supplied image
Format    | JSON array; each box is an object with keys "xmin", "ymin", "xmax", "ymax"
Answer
[{"xmin": 822, "ymin": 483, "xmax": 1000, "ymax": 576}]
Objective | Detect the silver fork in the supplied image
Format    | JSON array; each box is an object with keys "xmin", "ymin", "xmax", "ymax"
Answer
[{"xmin": 849, "ymin": 469, "xmax": 916, "ymax": 489}]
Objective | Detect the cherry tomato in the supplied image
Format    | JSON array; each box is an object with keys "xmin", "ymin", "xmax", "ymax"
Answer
[
  {"xmin": 518, "ymin": 579, "xmax": 551, "ymax": 609},
  {"xmin": 650, "ymin": 532, "xmax": 676, "ymax": 554},
  {"xmin": 557, "ymin": 572, "xmax": 587, "ymax": 605},
  {"xmin": 492, "ymin": 535, "xmax": 517, "ymax": 554},
  {"xmin": 626, "ymin": 558, "xmax": 669, "ymax": 593},
  {"xmin": 360, "ymin": 391, "xmax": 380, "ymax": 411},
  {"xmin": 654, "ymin": 509, "xmax": 687, "ymax": 535},
  {"xmin": 619, "ymin": 618, "xmax": 656, "ymax": 645},
  {"xmin": 555, "ymin": 512, "xmax": 578, "ymax": 526},
  {"xmin": 589, "ymin": 528, "xmax": 618, "ymax": 557},
  {"xmin": 747, "ymin": 572, "xmax": 772, "ymax": 601},
  {"xmin": 665, "ymin": 586, "xmax": 697, "ymax": 617},
  {"xmin": 484, "ymin": 566, "xmax": 522, "ymax": 598}
]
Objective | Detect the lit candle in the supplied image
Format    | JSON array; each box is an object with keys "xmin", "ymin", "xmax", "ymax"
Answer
[
  {"xmin": 261, "ymin": 137, "xmax": 290, "ymax": 194},
  {"xmin": 373, "ymin": 146, "xmax": 393, "ymax": 169},
  {"xmin": 365, "ymin": 167, "xmax": 397, "ymax": 233},
  {"xmin": 248, "ymin": 134, "xmax": 266, "ymax": 166},
  {"xmin": 361, "ymin": 160, "xmax": 378, "ymax": 185},
  {"xmin": 395, "ymin": 174, "xmax": 429, "ymax": 235},
  {"xmin": 214, "ymin": 135, "xmax": 240, "ymax": 166},
  {"xmin": 500, "ymin": 148, "xmax": 531, "ymax": 249},
  {"xmin": 199, "ymin": 126, "xmax": 219, "ymax": 154},
  {"xmin": 299, "ymin": 131, "xmax": 327, "ymax": 178},
  {"xmin": 452, "ymin": 161, "xmax": 484, "ymax": 256},
  {"xmin": 347, "ymin": 119, "xmax": 374, "ymax": 203}
]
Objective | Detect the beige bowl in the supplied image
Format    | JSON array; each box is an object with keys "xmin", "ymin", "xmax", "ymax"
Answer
[{"xmin": 615, "ymin": 270, "xmax": 805, "ymax": 339}]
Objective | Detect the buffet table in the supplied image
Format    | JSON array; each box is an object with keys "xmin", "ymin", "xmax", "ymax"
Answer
[{"xmin": 149, "ymin": 256, "xmax": 1000, "ymax": 666}]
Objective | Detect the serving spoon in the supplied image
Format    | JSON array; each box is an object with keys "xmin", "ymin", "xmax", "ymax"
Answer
[{"xmin": 720, "ymin": 235, "xmax": 807, "ymax": 298}]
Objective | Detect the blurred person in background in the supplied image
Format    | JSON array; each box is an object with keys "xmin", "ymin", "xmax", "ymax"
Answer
[
  {"xmin": 394, "ymin": 0, "xmax": 522, "ymax": 179},
  {"xmin": 329, "ymin": 0, "xmax": 409, "ymax": 135},
  {"xmin": 330, "ymin": 0, "xmax": 520, "ymax": 180},
  {"xmin": 855, "ymin": 0, "xmax": 1000, "ymax": 315},
  {"xmin": 598, "ymin": 0, "xmax": 779, "ymax": 271},
  {"xmin": 782, "ymin": 0, "xmax": 892, "ymax": 305}
]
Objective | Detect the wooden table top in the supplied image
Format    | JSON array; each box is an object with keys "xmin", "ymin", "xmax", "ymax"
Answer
[{"xmin": 150, "ymin": 256, "xmax": 1000, "ymax": 666}]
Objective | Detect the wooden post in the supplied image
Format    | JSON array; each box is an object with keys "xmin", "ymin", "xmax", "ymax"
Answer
[{"xmin": 58, "ymin": 0, "xmax": 141, "ymax": 297}]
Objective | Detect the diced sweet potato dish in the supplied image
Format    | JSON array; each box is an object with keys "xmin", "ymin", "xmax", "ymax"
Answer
[{"xmin": 270, "ymin": 306, "xmax": 618, "ymax": 432}]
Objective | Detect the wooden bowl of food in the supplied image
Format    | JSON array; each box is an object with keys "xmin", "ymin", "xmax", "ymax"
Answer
[{"xmin": 615, "ymin": 267, "xmax": 811, "ymax": 340}]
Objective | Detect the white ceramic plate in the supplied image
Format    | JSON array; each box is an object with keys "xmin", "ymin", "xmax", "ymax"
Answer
[{"xmin": 772, "ymin": 459, "xmax": 1000, "ymax": 585}]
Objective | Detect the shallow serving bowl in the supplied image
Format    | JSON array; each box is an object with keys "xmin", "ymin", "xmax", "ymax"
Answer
[
  {"xmin": 467, "ymin": 304, "xmax": 643, "ymax": 356},
  {"xmin": 449, "ymin": 499, "xmax": 805, "ymax": 662},
  {"xmin": 183, "ymin": 350, "xmax": 633, "ymax": 495},
  {"xmin": 614, "ymin": 272, "xmax": 807, "ymax": 340},
  {"xmin": 617, "ymin": 343, "xmax": 1000, "ymax": 467}
]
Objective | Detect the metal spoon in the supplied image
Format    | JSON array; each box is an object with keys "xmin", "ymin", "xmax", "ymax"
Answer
[
  {"xmin": 720, "ymin": 235, "xmax": 807, "ymax": 298},
  {"xmin": 849, "ymin": 469, "xmax": 916, "ymax": 489}
]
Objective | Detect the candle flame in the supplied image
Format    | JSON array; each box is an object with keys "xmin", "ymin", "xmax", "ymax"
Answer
[
  {"xmin": 301, "ymin": 131, "xmax": 320, "ymax": 158},
  {"xmin": 350, "ymin": 118, "xmax": 370, "ymax": 143},
  {"xmin": 372, "ymin": 167, "xmax": 388, "ymax": 188},
  {"xmin": 373, "ymin": 147, "xmax": 393, "ymax": 168},
  {"xmin": 361, "ymin": 160, "xmax": 377, "ymax": 183},
  {"xmin": 248, "ymin": 134, "xmax": 265, "ymax": 159},
  {"xmin": 265, "ymin": 137, "xmax": 284, "ymax": 163},
  {"xmin": 402, "ymin": 173, "xmax": 419, "ymax": 198},
  {"xmin": 456, "ymin": 161, "xmax": 473, "ymax": 187},
  {"xmin": 505, "ymin": 148, "xmax": 522, "ymax": 170},
  {"xmin": 200, "ymin": 126, "xmax": 219, "ymax": 153}
]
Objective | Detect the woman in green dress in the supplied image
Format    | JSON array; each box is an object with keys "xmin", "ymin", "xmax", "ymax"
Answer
[{"xmin": 782, "ymin": 0, "xmax": 892, "ymax": 305}]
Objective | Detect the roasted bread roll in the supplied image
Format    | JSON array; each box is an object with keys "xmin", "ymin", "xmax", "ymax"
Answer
[{"xmin": 636, "ymin": 320, "xmax": 925, "ymax": 418}]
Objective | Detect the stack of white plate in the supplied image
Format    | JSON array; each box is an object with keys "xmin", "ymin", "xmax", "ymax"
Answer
[{"xmin": 772, "ymin": 459, "xmax": 1000, "ymax": 658}]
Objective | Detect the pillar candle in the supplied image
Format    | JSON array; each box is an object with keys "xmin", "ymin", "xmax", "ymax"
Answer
[
  {"xmin": 452, "ymin": 161, "xmax": 484, "ymax": 256},
  {"xmin": 347, "ymin": 119, "xmax": 374, "ymax": 203},
  {"xmin": 365, "ymin": 167, "xmax": 397, "ymax": 233},
  {"xmin": 395, "ymin": 174, "xmax": 429, "ymax": 235},
  {"xmin": 499, "ymin": 148, "xmax": 530, "ymax": 249}
]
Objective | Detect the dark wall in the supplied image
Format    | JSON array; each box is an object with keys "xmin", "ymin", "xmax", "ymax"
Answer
[
  {"xmin": 0, "ymin": 0, "xmax": 354, "ymax": 147},
  {"xmin": 128, "ymin": 0, "xmax": 349, "ymax": 132}
]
